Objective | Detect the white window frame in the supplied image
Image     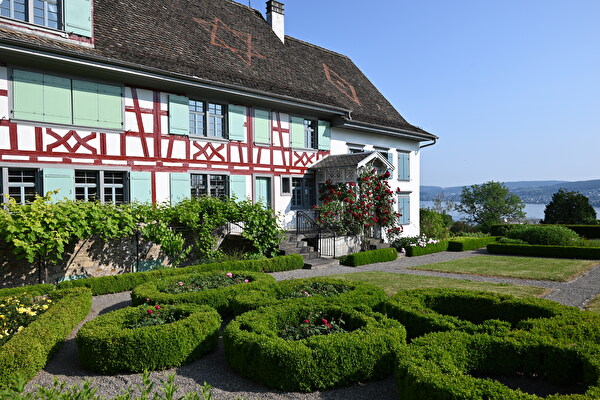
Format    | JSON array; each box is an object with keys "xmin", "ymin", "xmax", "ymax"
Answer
[{"xmin": 0, "ymin": 0, "xmax": 61, "ymax": 30}]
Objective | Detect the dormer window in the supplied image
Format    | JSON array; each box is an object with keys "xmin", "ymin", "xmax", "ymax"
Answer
[{"xmin": 1, "ymin": 0, "xmax": 60, "ymax": 30}]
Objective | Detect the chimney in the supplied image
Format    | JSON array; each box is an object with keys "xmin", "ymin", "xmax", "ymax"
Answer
[{"xmin": 266, "ymin": 1, "xmax": 285, "ymax": 43}]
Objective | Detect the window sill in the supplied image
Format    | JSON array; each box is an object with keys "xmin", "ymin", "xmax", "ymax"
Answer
[
  {"xmin": 290, "ymin": 147, "xmax": 318, "ymax": 152},
  {"xmin": 189, "ymin": 135, "xmax": 230, "ymax": 143}
]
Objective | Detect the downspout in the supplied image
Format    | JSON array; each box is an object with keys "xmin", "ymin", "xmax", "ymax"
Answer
[{"xmin": 419, "ymin": 138, "xmax": 437, "ymax": 149}]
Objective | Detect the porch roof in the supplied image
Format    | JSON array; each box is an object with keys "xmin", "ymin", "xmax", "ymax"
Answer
[{"xmin": 309, "ymin": 151, "xmax": 394, "ymax": 171}]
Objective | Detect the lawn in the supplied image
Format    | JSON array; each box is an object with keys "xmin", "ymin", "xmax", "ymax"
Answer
[
  {"xmin": 326, "ymin": 271, "xmax": 547, "ymax": 298},
  {"xmin": 407, "ymin": 256, "xmax": 598, "ymax": 282},
  {"xmin": 586, "ymin": 295, "xmax": 600, "ymax": 314}
]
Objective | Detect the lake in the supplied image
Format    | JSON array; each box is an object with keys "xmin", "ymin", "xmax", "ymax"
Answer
[{"xmin": 420, "ymin": 201, "xmax": 600, "ymax": 222}]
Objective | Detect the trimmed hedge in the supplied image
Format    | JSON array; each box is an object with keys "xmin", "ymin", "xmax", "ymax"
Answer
[
  {"xmin": 396, "ymin": 330, "xmax": 600, "ymax": 399},
  {"xmin": 379, "ymin": 288, "xmax": 574, "ymax": 340},
  {"xmin": 57, "ymin": 254, "xmax": 303, "ymax": 295},
  {"xmin": 131, "ymin": 271, "xmax": 276, "ymax": 315},
  {"xmin": 0, "ymin": 287, "xmax": 92, "ymax": 389},
  {"xmin": 339, "ymin": 247, "xmax": 397, "ymax": 266},
  {"xmin": 0, "ymin": 283, "xmax": 55, "ymax": 298},
  {"xmin": 491, "ymin": 223, "xmax": 600, "ymax": 238},
  {"xmin": 230, "ymin": 277, "xmax": 387, "ymax": 315},
  {"xmin": 224, "ymin": 303, "xmax": 406, "ymax": 392},
  {"xmin": 76, "ymin": 303, "xmax": 220, "ymax": 374},
  {"xmin": 517, "ymin": 310, "xmax": 600, "ymax": 346},
  {"xmin": 487, "ymin": 243, "xmax": 600, "ymax": 259},
  {"xmin": 405, "ymin": 240, "xmax": 449, "ymax": 256},
  {"xmin": 447, "ymin": 236, "xmax": 499, "ymax": 251},
  {"xmin": 506, "ymin": 225, "xmax": 580, "ymax": 246}
]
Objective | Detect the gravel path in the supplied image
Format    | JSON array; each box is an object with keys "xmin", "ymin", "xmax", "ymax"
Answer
[{"xmin": 24, "ymin": 251, "xmax": 600, "ymax": 399}]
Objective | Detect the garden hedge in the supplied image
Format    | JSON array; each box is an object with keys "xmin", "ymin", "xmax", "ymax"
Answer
[
  {"xmin": 131, "ymin": 270, "xmax": 275, "ymax": 315},
  {"xmin": 0, "ymin": 283, "xmax": 55, "ymax": 298},
  {"xmin": 405, "ymin": 241, "xmax": 449, "ymax": 257},
  {"xmin": 57, "ymin": 254, "xmax": 302, "ymax": 295},
  {"xmin": 379, "ymin": 288, "xmax": 573, "ymax": 340},
  {"xmin": 76, "ymin": 303, "xmax": 220, "ymax": 374},
  {"xmin": 224, "ymin": 303, "xmax": 406, "ymax": 392},
  {"xmin": 517, "ymin": 310, "xmax": 600, "ymax": 346},
  {"xmin": 0, "ymin": 287, "xmax": 92, "ymax": 389},
  {"xmin": 395, "ymin": 330, "xmax": 600, "ymax": 399},
  {"xmin": 491, "ymin": 224, "xmax": 600, "ymax": 238},
  {"xmin": 339, "ymin": 247, "xmax": 397, "ymax": 266},
  {"xmin": 446, "ymin": 236, "xmax": 499, "ymax": 251},
  {"xmin": 230, "ymin": 277, "xmax": 387, "ymax": 315},
  {"xmin": 487, "ymin": 243, "xmax": 600, "ymax": 259}
]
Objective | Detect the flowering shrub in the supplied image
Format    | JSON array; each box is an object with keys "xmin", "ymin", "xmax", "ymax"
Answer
[
  {"xmin": 124, "ymin": 303, "xmax": 179, "ymax": 329},
  {"xmin": 393, "ymin": 234, "xmax": 440, "ymax": 251},
  {"xmin": 280, "ymin": 282, "xmax": 351, "ymax": 300},
  {"xmin": 280, "ymin": 312, "xmax": 346, "ymax": 341},
  {"xmin": 0, "ymin": 294, "xmax": 52, "ymax": 345},
  {"xmin": 162, "ymin": 272, "xmax": 252, "ymax": 294}
]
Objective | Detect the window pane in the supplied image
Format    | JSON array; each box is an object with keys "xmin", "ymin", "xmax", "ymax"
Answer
[
  {"xmin": 209, "ymin": 175, "xmax": 226, "ymax": 197},
  {"xmin": 191, "ymin": 174, "xmax": 207, "ymax": 197},
  {"xmin": 304, "ymin": 119, "xmax": 315, "ymax": 149},
  {"xmin": 75, "ymin": 170, "xmax": 98, "ymax": 201},
  {"xmin": 8, "ymin": 169, "xmax": 37, "ymax": 204},
  {"xmin": 189, "ymin": 100, "xmax": 205, "ymax": 136},
  {"xmin": 103, "ymin": 171, "xmax": 124, "ymax": 204}
]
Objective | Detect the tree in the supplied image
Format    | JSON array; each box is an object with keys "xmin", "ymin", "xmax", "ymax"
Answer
[
  {"xmin": 541, "ymin": 189, "xmax": 598, "ymax": 225},
  {"xmin": 455, "ymin": 181, "xmax": 525, "ymax": 232}
]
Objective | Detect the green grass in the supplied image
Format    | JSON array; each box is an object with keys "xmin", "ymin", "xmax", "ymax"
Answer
[
  {"xmin": 326, "ymin": 271, "xmax": 547, "ymax": 298},
  {"xmin": 408, "ymin": 256, "xmax": 598, "ymax": 282},
  {"xmin": 586, "ymin": 295, "xmax": 600, "ymax": 314}
]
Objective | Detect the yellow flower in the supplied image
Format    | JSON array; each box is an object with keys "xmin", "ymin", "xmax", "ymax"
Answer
[
  {"xmin": 42, "ymin": 305, "xmax": 49, "ymax": 310},
  {"xmin": 17, "ymin": 326, "xmax": 23, "ymax": 332},
  {"xmin": 0, "ymin": 315, "xmax": 4, "ymax": 319},
  {"xmin": 27, "ymin": 310, "xmax": 37, "ymax": 316},
  {"xmin": 16, "ymin": 307, "xmax": 28, "ymax": 314}
]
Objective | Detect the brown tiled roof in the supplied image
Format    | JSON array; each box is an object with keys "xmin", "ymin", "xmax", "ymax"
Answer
[{"xmin": 0, "ymin": 0, "xmax": 434, "ymax": 138}]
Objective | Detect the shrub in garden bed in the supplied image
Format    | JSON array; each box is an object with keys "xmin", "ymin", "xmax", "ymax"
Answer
[
  {"xmin": 131, "ymin": 270, "xmax": 275, "ymax": 315},
  {"xmin": 395, "ymin": 330, "xmax": 600, "ymax": 399},
  {"xmin": 405, "ymin": 240, "xmax": 449, "ymax": 256},
  {"xmin": 76, "ymin": 303, "xmax": 220, "ymax": 374},
  {"xmin": 379, "ymin": 288, "xmax": 573, "ymax": 340},
  {"xmin": 57, "ymin": 254, "xmax": 302, "ymax": 295},
  {"xmin": 230, "ymin": 277, "xmax": 386, "ymax": 315},
  {"xmin": 505, "ymin": 225, "xmax": 580, "ymax": 246},
  {"xmin": 0, "ymin": 283, "xmax": 55, "ymax": 298},
  {"xmin": 0, "ymin": 287, "xmax": 92, "ymax": 389},
  {"xmin": 447, "ymin": 236, "xmax": 499, "ymax": 251},
  {"xmin": 517, "ymin": 310, "xmax": 600, "ymax": 346},
  {"xmin": 487, "ymin": 243, "xmax": 600, "ymax": 259},
  {"xmin": 339, "ymin": 247, "xmax": 397, "ymax": 266},
  {"xmin": 224, "ymin": 303, "xmax": 406, "ymax": 392}
]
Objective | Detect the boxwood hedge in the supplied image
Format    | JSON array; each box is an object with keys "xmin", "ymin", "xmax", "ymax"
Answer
[
  {"xmin": 57, "ymin": 254, "xmax": 302, "ymax": 295},
  {"xmin": 0, "ymin": 287, "xmax": 92, "ymax": 389},
  {"xmin": 379, "ymin": 288, "xmax": 574, "ymax": 340},
  {"xmin": 230, "ymin": 277, "xmax": 387, "ymax": 315},
  {"xmin": 405, "ymin": 241, "xmax": 449, "ymax": 257},
  {"xmin": 487, "ymin": 243, "xmax": 600, "ymax": 259},
  {"xmin": 131, "ymin": 270, "xmax": 275, "ymax": 315},
  {"xmin": 339, "ymin": 247, "xmax": 398, "ymax": 266},
  {"xmin": 396, "ymin": 330, "xmax": 600, "ymax": 399},
  {"xmin": 492, "ymin": 224, "xmax": 600, "ymax": 239},
  {"xmin": 517, "ymin": 310, "xmax": 600, "ymax": 346},
  {"xmin": 446, "ymin": 236, "xmax": 499, "ymax": 251},
  {"xmin": 0, "ymin": 283, "xmax": 55, "ymax": 298},
  {"xmin": 224, "ymin": 303, "xmax": 406, "ymax": 392},
  {"xmin": 76, "ymin": 303, "xmax": 220, "ymax": 374}
]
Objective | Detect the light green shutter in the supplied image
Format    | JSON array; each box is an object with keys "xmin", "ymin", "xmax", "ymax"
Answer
[
  {"xmin": 130, "ymin": 171, "xmax": 152, "ymax": 203},
  {"xmin": 13, "ymin": 70, "xmax": 44, "ymax": 121},
  {"xmin": 170, "ymin": 173, "xmax": 191, "ymax": 204},
  {"xmin": 43, "ymin": 168, "xmax": 75, "ymax": 200},
  {"xmin": 97, "ymin": 83, "xmax": 123, "ymax": 129},
  {"xmin": 43, "ymin": 75, "xmax": 72, "ymax": 124},
  {"xmin": 398, "ymin": 195, "xmax": 410, "ymax": 225},
  {"xmin": 317, "ymin": 120, "xmax": 331, "ymax": 150},
  {"xmin": 255, "ymin": 177, "xmax": 271, "ymax": 208},
  {"xmin": 72, "ymin": 80, "xmax": 98, "ymax": 127},
  {"xmin": 290, "ymin": 116, "xmax": 304, "ymax": 148},
  {"xmin": 169, "ymin": 95, "xmax": 189, "ymax": 135},
  {"xmin": 398, "ymin": 153, "xmax": 410, "ymax": 181},
  {"xmin": 253, "ymin": 109, "xmax": 270, "ymax": 144},
  {"xmin": 64, "ymin": 0, "xmax": 92, "ymax": 37},
  {"xmin": 228, "ymin": 105, "xmax": 246, "ymax": 141},
  {"xmin": 230, "ymin": 175, "xmax": 247, "ymax": 200}
]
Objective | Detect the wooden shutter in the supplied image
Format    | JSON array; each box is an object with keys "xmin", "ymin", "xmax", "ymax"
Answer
[
  {"xmin": 64, "ymin": 0, "xmax": 92, "ymax": 37},
  {"xmin": 170, "ymin": 172, "xmax": 191, "ymax": 204},
  {"xmin": 129, "ymin": 171, "xmax": 152, "ymax": 203},
  {"xmin": 228, "ymin": 105, "xmax": 246, "ymax": 141},
  {"xmin": 43, "ymin": 168, "xmax": 75, "ymax": 200},
  {"xmin": 13, "ymin": 70, "xmax": 44, "ymax": 122},
  {"xmin": 97, "ymin": 83, "xmax": 123, "ymax": 129},
  {"xmin": 253, "ymin": 108, "xmax": 270, "ymax": 144},
  {"xmin": 290, "ymin": 116, "xmax": 304, "ymax": 148},
  {"xmin": 169, "ymin": 95, "xmax": 189, "ymax": 135},
  {"xmin": 317, "ymin": 120, "xmax": 331, "ymax": 150},
  {"xmin": 398, "ymin": 153, "xmax": 410, "ymax": 181},
  {"xmin": 229, "ymin": 175, "xmax": 247, "ymax": 200},
  {"xmin": 398, "ymin": 195, "xmax": 410, "ymax": 225},
  {"xmin": 72, "ymin": 80, "xmax": 98, "ymax": 127},
  {"xmin": 43, "ymin": 75, "xmax": 72, "ymax": 125}
]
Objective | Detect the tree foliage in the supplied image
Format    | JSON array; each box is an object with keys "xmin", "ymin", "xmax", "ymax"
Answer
[
  {"xmin": 541, "ymin": 189, "xmax": 598, "ymax": 225},
  {"xmin": 455, "ymin": 181, "xmax": 525, "ymax": 232},
  {"xmin": 420, "ymin": 209, "xmax": 450, "ymax": 239}
]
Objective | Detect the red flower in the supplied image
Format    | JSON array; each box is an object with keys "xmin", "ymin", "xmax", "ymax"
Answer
[
  {"xmin": 321, "ymin": 318, "xmax": 328, "ymax": 324},
  {"xmin": 155, "ymin": 305, "xmax": 161, "ymax": 310},
  {"xmin": 147, "ymin": 309, "xmax": 153, "ymax": 315},
  {"xmin": 304, "ymin": 319, "xmax": 310, "ymax": 323}
]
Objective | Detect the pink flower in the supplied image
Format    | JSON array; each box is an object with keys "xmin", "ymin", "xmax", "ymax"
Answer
[
  {"xmin": 147, "ymin": 309, "xmax": 153, "ymax": 315},
  {"xmin": 155, "ymin": 305, "xmax": 161, "ymax": 310},
  {"xmin": 321, "ymin": 318, "xmax": 328, "ymax": 324},
  {"xmin": 226, "ymin": 272, "xmax": 233, "ymax": 278},
  {"xmin": 178, "ymin": 281, "xmax": 184, "ymax": 286},
  {"xmin": 146, "ymin": 298, "xmax": 150, "ymax": 302},
  {"xmin": 244, "ymin": 279, "xmax": 249, "ymax": 283},
  {"xmin": 304, "ymin": 319, "xmax": 310, "ymax": 323}
]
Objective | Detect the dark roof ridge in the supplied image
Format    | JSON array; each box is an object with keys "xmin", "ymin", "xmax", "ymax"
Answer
[{"xmin": 285, "ymin": 35, "xmax": 351, "ymax": 59}]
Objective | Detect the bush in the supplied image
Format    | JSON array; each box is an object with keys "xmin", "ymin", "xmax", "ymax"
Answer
[
  {"xmin": 492, "ymin": 223, "xmax": 600, "ymax": 238},
  {"xmin": 223, "ymin": 303, "xmax": 406, "ymax": 392},
  {"xmin": 378, "ymin": 288, "xmax": 573, "ymax": 341},
  {"xmin": 449, "ymin": 220, "xmax": 479, "ymax": 235},
  {"xmin": 446, "ymin": 236, "xmax": 499, "ymax": 251},
  {"xmin": 396, "ymin": 330, "xmax": 600, "ymax": 400},
  {"xmin": 339, "ymin": 248, "xmax": 397, "ymax": 266},
  {"xmin": 57, "ymin": 255, "xmax": 302, "ymax": 295},
  {"xmin": 0, "ymin": 287, "xmax": 92, "ymax": 389},
  {"xmin": 76, "ymin": 304, "xmax": 220, "ymax": 374},
  {"xmin": 497, "ymin": 237, "xmax": 527, "ymax": 244},
  {"xmin": 506, "ymin": 224, "xmax": 580, "ymax": 246},
  {"xmin": 131, "ymin": 271, "xmax": 276, "ymax": 315},
  {"xmin": 230, "ymin": 277, "xmax": 387, "ymax": 315},
  {"xmin": 0, "ymin": 283, "xmax": 55, "ymax": 298},
  {"xmin": 517, "ymin": 310, "xmax": 600, "ymax": 346},
  {"xmin": 404, "ymin": 240, "xmax": 449, "ymax": 256},
  {"xmin": 420, "ymin": 209, "xmax": 450, "ymax": 239},
  {"xmin": 487, "ymin": 243, "xmax": 600, "ymax": 259},
  {"xmin": 542, "ymin": 189, "xmax": 597, "ymax": 225}
]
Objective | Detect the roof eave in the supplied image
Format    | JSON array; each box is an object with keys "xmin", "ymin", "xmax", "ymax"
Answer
[{"xmin": 334, "ymin": 117, "xmax": 438, "ymax": 142}]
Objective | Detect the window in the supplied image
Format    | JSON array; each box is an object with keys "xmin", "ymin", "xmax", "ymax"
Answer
[
  {"xmin": 191, "ymin": 174, "xmax": 229, "ymax": 198},
  {"xmin": 75, "ymin": 170, "xmax": 97, "ymax": 201},
  {"xmin": 103, "ymin": 171, "xmax": 126, "ymax": 204},
  {"xmin": 303, "ymin": 119, "xmax": 316, "ymax": 149},
  {"xmin": 5, "ymin": 169, "xmax": 38, "ymax": 204},
  {"xmin": 281, "ymin": 176, "xmax": 291, "ymax": 195},
  {"xmin": 188, "ymin": 100, "xmax": 226, "ymax": 138},
  {"xmin": 1, "ymin": 0, "xmax": 60, "ymax": 29},
  {"xmin": 398, "ymin": 152, "xmax": 410, "ymax": 181},
  {"xmin": 12, "ymin": 69, "xmax": 123, "ymax": 129},
  {"xmin": 347, "ymin": 144, "xmax": 364, "ymax": 154},
  {"xmin": 398, "ymin": 193, "xmax": 410, "ymax": 225},
  {"xmin": 291, "ymin": 176, "xmax": 315, "ymax": 209}
]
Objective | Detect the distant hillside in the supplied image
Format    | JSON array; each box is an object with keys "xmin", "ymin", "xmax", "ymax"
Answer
[{"xmin": 421, "ymin": 180, "xmax": 600, "ymax": 207}]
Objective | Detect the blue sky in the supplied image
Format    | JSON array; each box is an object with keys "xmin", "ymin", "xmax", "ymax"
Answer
[{"xmin": 256, "ymin": 0, "xmax": 600, "ymax": 187}]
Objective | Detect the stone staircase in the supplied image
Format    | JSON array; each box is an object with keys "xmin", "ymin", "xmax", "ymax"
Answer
[
  {"xmin": 278, "ymin": 232, "xmax": 339, "ymax": 269},
  {"xmin": 367, "ymin": 238, "xmax": 391, "ymax": 250}
]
